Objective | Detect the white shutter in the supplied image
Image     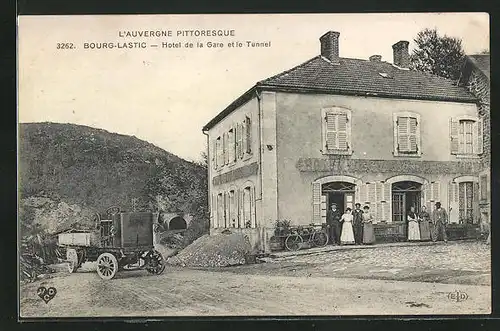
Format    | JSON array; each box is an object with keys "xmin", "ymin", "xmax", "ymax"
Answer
[
  {"xmin": 321, "ymin": 195, "xmax": 327, "ymax": 223},
  {"xmin": 375, "ymin": 202, "xmax": 382, "ymax": 221},
  {"xmin": 408, "ymin": 117, "xmax": 418, "ymax": 152},
  {"xmin": 325, "ymin": 112, "xmax": 337, "ymax": 150},
  {"xmin": 245, "ymin": 116, "xmax": 252, "ymax": 154},
  {"xmin": 431, "ymin": 182, "xmax": 440, "ymax": 202},
  {"xmin": 250, "ymin": 186, "xmax": 256, "ymax": 228},
  {"xmin": 381, "ymin": 202, "xmax": 389, "ymax": 222},
  {"xmin": 449, "ymin": 181, "xmax": 459, "ymax": 223},
  {"xmin": 337, "ymin": 113, "xmax": 348, "ymax": 150},
  {"xmin": 360, "ymin": 183, "xmax": 368, "ymax": 203},
  {"xmin": 212, "ymin": 139, "xmax": 217, "ymax": 169},
  {"xmin": 475, "ymin": 118, "xmax": 483, "ymax": 155},
  {"xmin": 236, "ymin": 123, "xmax": 242, "ymax": 159},
  {"xmin": 367, "ymin": 183, "xmax": 376, "ymax": 205},
  {"xmin": 450, "ymin": 117, "xmax": 459, "ymax": 154},
  {"xmin": 312, "ymin": 182, "xmax": 321, "ymax": 222},
  {"xmin": 211, "ymin": 194, "xmax": 216, "ymax": 228},
  {"xmin": 383, "ymin": 182, "xmax": 391, "ymax": 202},
  {"xmin": 473, "ymin": 182, "xmax": 479, "ymax": 223},
  {"xmin": 423, "ymin": 182, "xmax": 432, "ymax": 210},
  {"xmin": 397, "ymin": 116, "xmax": 410, "ymax": 152},
  {"xmin": 241, "ymin": 120, "xmax": 247, "ymax": 157}
]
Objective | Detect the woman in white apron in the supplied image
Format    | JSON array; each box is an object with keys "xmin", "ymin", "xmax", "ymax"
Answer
[
  {"xmin": 407, "ymin": 206, "xmax": 421, "ymax": 241},
  {"xmin": 340, "ymin": 208, "xmax": 355, "ymax": 245}
]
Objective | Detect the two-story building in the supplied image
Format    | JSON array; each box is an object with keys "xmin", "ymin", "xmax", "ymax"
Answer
[
  {"xmin": 202, "ymin": 31, "xmax": 483, "ymax": 253},
  {"xmin": 458, "ymin": 54, "xmax": 490, "ymax": 239}
]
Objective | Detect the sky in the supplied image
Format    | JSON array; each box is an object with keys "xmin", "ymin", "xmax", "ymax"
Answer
[{"xmin": 18, "ymin": 13, "xmax": 489, "ymax": 162}]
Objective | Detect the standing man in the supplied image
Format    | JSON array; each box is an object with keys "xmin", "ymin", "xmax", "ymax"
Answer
[
  {"xmin": 326, "ymin": 203, "xmax": 342, "ymax": 245},
  {"xmin": 431, "ymin": 202, "xmax": 448, "ymax": 242},
  {"xmin": 352, "ymin": 203, "xmax": 364, "ymax": 245}
]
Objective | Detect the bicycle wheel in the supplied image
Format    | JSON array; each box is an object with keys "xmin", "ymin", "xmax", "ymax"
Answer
[
  {"xmin": 285, "ymin": 234, "xmax": 303, "ymax": 251},
  {"xmin": 312, "ymin": 231, "xmax": 328, "ymax": 247}
]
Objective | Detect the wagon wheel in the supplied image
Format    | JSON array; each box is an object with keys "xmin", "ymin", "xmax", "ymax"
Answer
[
  {"xmin": 312, "ymin": 231, "xmax": 329, "ymax": 247},
  {"xmin": 145, "ymin": 250, "xmax": 166, "ymax": 275},
  {"xmin": 96, "ymin": 252, "xmax": 119, "ymax": 280},
  {"xmin": 66, "ymin": 248, "xmax": 79, "ymax": 273},
  {"xmin": 285, "ymin": 234, "xmax": 303, "ymax": 251}
]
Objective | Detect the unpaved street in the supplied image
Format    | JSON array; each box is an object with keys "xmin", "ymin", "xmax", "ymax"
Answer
[{"xmin": 20, "ymin": 241, "xmax": 491, "ymax": 317}]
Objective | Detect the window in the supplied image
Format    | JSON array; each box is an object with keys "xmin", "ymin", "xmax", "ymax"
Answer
[
  {"xmin": 228, "ymin": 190, "xmax": 236, "ymax": 227},
  {"xmin": 216, "ymin": 137, "xmax": 223, "ymax": 168},
  {"xmin": 459, "ymin": 182, "xmax": 474, "ymax": 224},
  {"xmin": 450, "ymin": 116, "xmax": 483, "ymax": 156},
  {"xmin": 228, "ymin": 128, "xmax": 236, "ymax": 164},
  {"xmin": 480, "ymin": 175, "xmax": 488, "ymax": 201},
  {"xmin": 216, "ymin": 193, "xmax": 224, "ymax": 227},
  {"xmin": 321, "ymin": 108, "xmax": 352, "ymax": 155},
  {"xmin": 244, "ymin": 116, "xmax": 252, "ymax": 154},
  {"xmin": 236, "ymin": 123, "xmax": 243, "ymax": 159},
  {"xmin": 393, "ymin": 112, "xmax": 421, "ymax": 156},
  {"xmin": 242, "ymin": 185, "xmax": 256, "ymax": 228}
]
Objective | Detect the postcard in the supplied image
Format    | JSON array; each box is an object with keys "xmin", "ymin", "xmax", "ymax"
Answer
[{"xmin": 17, "ymin": 13, "xmax": 490, "ymax": 317}]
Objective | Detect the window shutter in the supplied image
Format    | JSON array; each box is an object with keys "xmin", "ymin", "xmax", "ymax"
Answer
[
  {"xmin": 211, "ymin": 194, "xmax": 216, "ymax": 228},
  {"xmin": 449, "ymin": 181, "xmax": 459, "ymax": 223},
  {"xmin": 321, "ymin": 195, "xmax": 327, "ymax": 223},
  {"xmin": 337, "ymin": 113, "xmax": 348, "ymax": 150},
  {"xmin": 473, "ymin": 182, "xmax": 479, "ymax": 223},
  {"xmin": 397, "ymin": 116, "xmax": 410, "ymax": 152},
  {"xmin": 360, "ymin": 183, "xmax": 368, "ymax": 203},
  {"xmin": 367, "ymin": 183, "xmax": 376, "ymax": 204},
  {"xmin": 312, "ymin": 182, "xmax": 321, "ymax": 222},
  {"xmin": 376, "ymin": 202, "xmax": 382, "ymax": 221},
  {"xmin": 325, "ymin": 112, "xmax": 337, "ymax": 150},
  {"xmin": 408, "ymin": 117, "xmax": 418, "ymax": 152},
  {"xmin": 431, "ymin": 182, "xmax": 440, "ymax": 202},
  {"xmin": 236, "ymin": 124, "xmax": 242, "ymax": 159},
  {"xmin": 381, "ymin": 202, "xmax": 389, "ymax": 222},
  {"xmin": 383, "ymin": 182, "xmax": 391, "ymax": 202},
  {"xmin": 475, "ymin": 119, "xmax": 483, "ymax": 155},
  {"xmin": 213, "ymin": 139, "xmax": 217, "ymax": 169},
  {"xmin": 423, "ymin": 182, "xmax": 432, "ymax": 210},
  {"xmin": 450, "ymin": 118, "xmax": 459, "ymax": 154},
  {"xmin": 245, "ymin": 116, "xmax": 252, "ymax": 154},
  {"xmin": 242, "ymin": 120, "xmax": 247, "ymax": 157},
  {"xmin": 223, "ymin": 192, "xmax": 228, "ymax": 227},
  {"xmin": 250, "ymin": 186, "xmax": 256, "ymax": 228}
]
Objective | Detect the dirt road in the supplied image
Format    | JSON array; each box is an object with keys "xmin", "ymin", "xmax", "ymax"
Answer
[{"xmin": 20, "ymin": 263, "xmax": 490, "ymax": 317}]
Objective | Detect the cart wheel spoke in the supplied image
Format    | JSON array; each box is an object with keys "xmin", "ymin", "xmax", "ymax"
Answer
[{"xmin": 96, "ymin": 253, "xmax": 118, "ymax": 280}]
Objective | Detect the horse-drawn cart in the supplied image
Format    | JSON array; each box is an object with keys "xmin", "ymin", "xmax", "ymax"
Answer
[{"xmin": 57, "ymin": 207, "xmax": 165, "ymax": 280}]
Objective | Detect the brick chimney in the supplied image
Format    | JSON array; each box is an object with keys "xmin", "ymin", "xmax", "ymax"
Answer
[
  {"xmin": 392, "ymin": 40, "xmax": 410, "ymax": 68},
  {"xmin": 320, "ymin": 31, "xmax": 340, "ymax": 64},
  {"xmin": 369, "ymin": 55, "xmax": 382, "ymax": 62}
]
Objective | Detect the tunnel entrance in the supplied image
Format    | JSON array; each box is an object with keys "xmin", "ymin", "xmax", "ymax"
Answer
[{"xmin": 169, "ymin": 216, "xmax": 187, "ymax": 230}]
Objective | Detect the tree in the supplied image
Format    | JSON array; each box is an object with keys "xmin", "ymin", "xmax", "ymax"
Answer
[{"xmin": 410, "ymin": 28, "xmax": 465, "ymax": 80}]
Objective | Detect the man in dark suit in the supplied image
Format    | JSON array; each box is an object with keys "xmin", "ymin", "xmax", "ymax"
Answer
[
  {"xmin": 431, "ymin": 202, "xmax": 448, "ymax": 242},
  {"xmin": 326, "ymin": 203, "xmax": 342, "ymax": 245},
  {"xmin": 352, "ymin": 203, "xmax": 364, "ymax": 245}
]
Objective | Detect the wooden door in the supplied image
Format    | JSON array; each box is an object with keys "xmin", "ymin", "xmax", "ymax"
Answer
[{"xmin": 345, "ymin": 192, "xmax": 354, "ymax": 211}]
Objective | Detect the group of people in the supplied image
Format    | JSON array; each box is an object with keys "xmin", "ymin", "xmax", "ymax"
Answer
[{"xmin": 326, "ymin": 202, "xmax": 449, "ymax": 245}]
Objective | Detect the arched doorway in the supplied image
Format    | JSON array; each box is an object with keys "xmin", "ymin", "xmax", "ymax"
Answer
[
  {"xmin": 169, "ymin": 216, "xmax": 187, "ymax": 230},
  {"xmin": 391, "ymin": 181, "xmax": 422, "ymax": 223},
  {"xmin": 322, "ymin": 181, "xmax": 356, "ymax": 215}
]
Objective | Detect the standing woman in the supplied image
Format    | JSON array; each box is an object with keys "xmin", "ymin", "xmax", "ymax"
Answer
[
  {"xmin": 362, "ymin": 205, "xmax": 376, "ymax": 244},
  {"xmin": 407, "ymin": 206, "xmax": 421, "ymax": 241},
  {"xmin": 418, "ymin": 205, "xmax": 431, "ymax": 241},
  {"xmin": 340, "ymin": 208, "xmax": 355, "ymax": 245}
]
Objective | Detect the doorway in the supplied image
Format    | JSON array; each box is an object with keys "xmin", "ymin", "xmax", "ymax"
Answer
[
  {"xmin": 323, "ymin": 181, "xmax": 356, "ymax": 214},
  {"xmin": 391, "ymin": 181, "xmax": 422, "ymax": 224}
]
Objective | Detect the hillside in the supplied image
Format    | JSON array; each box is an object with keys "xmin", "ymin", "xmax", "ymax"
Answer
[{"xmin": 18, "ymin": 122, "xmax": 208, "ymax": 236}]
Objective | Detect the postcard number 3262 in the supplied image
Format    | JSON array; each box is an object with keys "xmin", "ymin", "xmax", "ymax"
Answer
[{"xmin": 56, "ymin": 43, "xmax": 75, "ymax": 50}]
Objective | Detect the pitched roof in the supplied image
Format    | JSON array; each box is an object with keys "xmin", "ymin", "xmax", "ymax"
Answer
[
  {"xmin": 468, "ymin": 54, "xmax": 490, "ymax": 80},
  {"xmin": 259, "ymin": 56, "xmax": 476, "ymax": 102},
  {"xmin": 203, "ymin": 55, "xmax": 477, "ymax": 131}
]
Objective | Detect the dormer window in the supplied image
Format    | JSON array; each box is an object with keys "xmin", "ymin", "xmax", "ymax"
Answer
[{"xmin": 379, "ymin": 72, "xmax": 393, "ymax": 79}]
